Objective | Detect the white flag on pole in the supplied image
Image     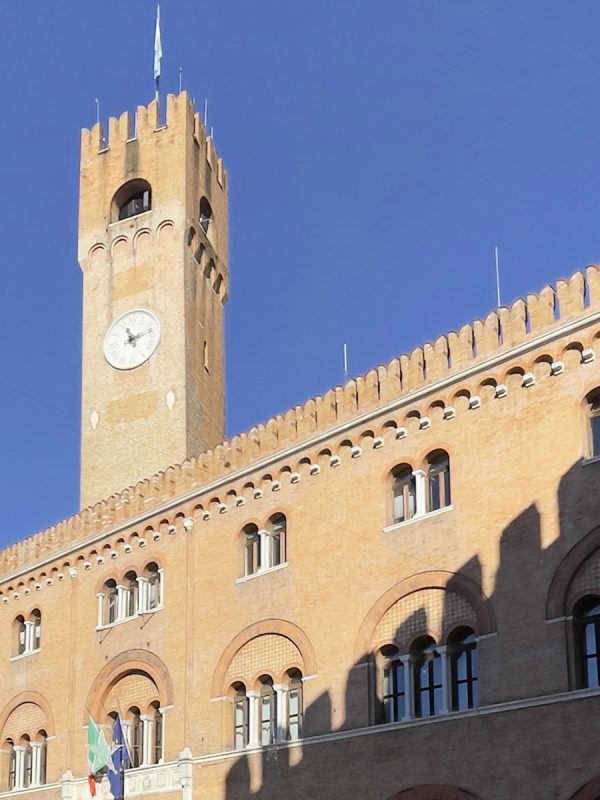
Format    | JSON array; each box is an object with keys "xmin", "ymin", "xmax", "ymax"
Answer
[{"xmin": 153, "ymin": 5, "xmax": 162, "ymax": 83}]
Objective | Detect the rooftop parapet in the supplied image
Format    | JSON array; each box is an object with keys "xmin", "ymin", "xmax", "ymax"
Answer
[
  {"xmin": 1, "ymin": 265, "xmax": 600, "ymax": 578},
  {"xmin": 80, "ymin": 92, "xmax": 227, "ymax": 188}
]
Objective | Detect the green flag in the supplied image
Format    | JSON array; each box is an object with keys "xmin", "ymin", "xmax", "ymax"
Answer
[{"xmin": 87, "ymin": 716, "xmax": 113, "ymax": 775}]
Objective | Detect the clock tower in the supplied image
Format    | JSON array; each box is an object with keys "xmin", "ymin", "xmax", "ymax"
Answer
[{"xmin": 78, "ymin": 92, "xmax": 228, "ymax": 507}]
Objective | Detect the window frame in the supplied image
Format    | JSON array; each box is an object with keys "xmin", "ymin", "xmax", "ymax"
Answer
[
  {"xmin": 233, "ymin": 684, "xmax": 249, "ymax": 751},
  {"xmin": 427, "ymin": 451, "xmax": 451, "ymax": 512},
  {"xmin": 449, "ymin": 628, "xmax": 478, "ymax": 711},
  {"xmin": 413, "ymin": 638, "xmax": 443, "ymax": 719},
  {"xmin": 589, "ymin": 397, "xmax": 600, "ymax": 459},
  {"xmin": 575, "ymin": 596, "xmax": 600, "ymax": 689},
  {"xmin": 391, "ymin": 465, "xmax": 416, "ymax": 524},
  {"xmin": 380, "ymin": 646, "xmax": 406, "ymax": 723}
]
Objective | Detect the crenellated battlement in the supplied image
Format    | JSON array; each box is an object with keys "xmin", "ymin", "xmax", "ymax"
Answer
[
  {"xmin": 80, "ymin": 92, "xmax": 226, "ymax": 187},
  {"xmin": 2, "ymin": 265, "xmax": 600, "ymax": 580}
]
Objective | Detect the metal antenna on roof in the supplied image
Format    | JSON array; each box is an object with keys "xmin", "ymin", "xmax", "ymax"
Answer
[
  {"xmin": 204, "ymin": 98, "xmax": 208, "ymax": 128},
  {"xmin": 95, "ymin": 99, "xmax": 100, "ymax": 127},
  {"xmin": 343, "ymin": 344, "xmax": 349, "ymax": 380},
  {"xmin": 178, "ymin": 67, "xmax": 183, "ymax": 94}
]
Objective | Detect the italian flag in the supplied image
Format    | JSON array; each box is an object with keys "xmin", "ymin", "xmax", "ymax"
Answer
[{"xmin": 87, "ymin": 716, "xmax": 113, "ymax": 796}]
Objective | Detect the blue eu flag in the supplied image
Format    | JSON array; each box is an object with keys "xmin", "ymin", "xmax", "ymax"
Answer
[{"xmin": 108, "ymin": 716, "xmax": 130, "ymax": 800}]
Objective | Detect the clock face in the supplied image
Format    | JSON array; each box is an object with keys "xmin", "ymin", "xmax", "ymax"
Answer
[{"xmin": 103, "ymin": 308, "xmax": 161, "ymax": 370}]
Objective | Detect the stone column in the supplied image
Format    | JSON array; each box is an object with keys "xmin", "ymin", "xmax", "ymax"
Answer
[
  {"xmin": 116, "ymin": 585, "xmax": 127, "ymax": 620},
  {"xmin": 400, "ymin": 655, "xmax": 414, "ymax": 721},
  {"xmin": 436, "ymin": 645, "xmax": 451, "ymax": 714},
  {"xmin": 247, "ymin": 691, "xmax": 260, "ymax": 747},
  {"xmin": 30, "ymin": 743, "xmax": 41, "ymax": 786},
  {"xmin": 178, "ymin": 748, "xmax": 193, "ymax": 800},
  {"xmin": 259, "ymin": 532, "xmax": 269, "ymax": 571},
  {"xmin": 13, "ymin": 746, "xmax": 24, "ymax": 790},
  {"xmin": 158, "ymin": 568, "xmax": 165, "ymax": 607},
  {"xmin": 137, "ymin": 577, "xmax": 148, "ymax": 613},
  {"xmin": 413, "ymin": 469, "xmax": 427, "ymax": 516},
  {"xmin": 274, "ymin": 685, "xmax": 287, "ymax": 742},
  {"xmin": 96, "ymin": 593, "xmax": 105, "ymax": 628},
  {"xmin": 141, "ymin": 716, "xmax": 153, "ymax": 765},
  {"xmin": 60, "ymin": 770, "xmax": 75, "ymax": 800},
  {"xmin": 24, "ymin": 621, "xmax": 35, "ymax": 653}
]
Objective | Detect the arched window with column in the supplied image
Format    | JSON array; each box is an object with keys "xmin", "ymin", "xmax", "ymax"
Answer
[
  {"xmin": 286, "ymin": 669, "xmax": 303, "ymax": 741},
  {"xmin": 128, "ymin": 707, "xmax": 143, "ymax": 768},
  {"xmin": 36, "ymin": 731, "xmax": 47, "ymax": 786},
  {"xmin": 124, "ymin": 571, "xmax": 138, "ymax": 618},
  {"xmin": 151, "ymin": 702, "xmax": 163, "ymax": 765},
  {"xmin": 144, "ymin": 562, "xmax": 162, "ymax": 612},
  {"xmin": 243, "ymin": 524, "xmax": 261, "ymax": 576},
  {"xmin": 14, "ymin": 616, "xmax": 26, "ymax": 656},
  {"xmin": 21, "ymin": 736, "xmax": 32, "ymax": 788},
  {"xmin": 112, "ymin": 179, "xmax": 152, "ymax": 222},
  {"xmin": 267, "ymin": 513, "xmax": 286, "ymax": 567},
  {"xmin": 378, "ymin": 645, "xmax": 406, "ymax": 723},
  {"xmin": 259, "ymin": 676, "xmax": 276, "ymax": 746},
  {"xmin": 412, "ymin": 637, "xmax": 443, "ymax": 718},
  {"xmin": 232, "ymin": 683, "xmax": 249, "ymax": 750},
  {"xmin": 449, "ymin": 627, "xmax": 478, "ymax": 710},
  {"xmin": 391, "ymin": 464, "xmax": 416, "ymax": 523},
  {"xmin": 5, "ymin": 740, "xmax": 15, "ymax": 791},
  {"xmin": 427, "ymin": 450, "xmax": 451, "ymax": 511},
  {"xmin": 105, "ymin": 580, "xmax": 118, "ymax": 624},
  {"xmin": 31, "ymin": 610, "xmax": 41, "ymax": 651},
  {"xmin": 574, "ymin": 596, "xmax": 600, "ymax": 689},
  {"xmin": 586, "ymin": 388, "xmax": 600, "ymax": 459}
]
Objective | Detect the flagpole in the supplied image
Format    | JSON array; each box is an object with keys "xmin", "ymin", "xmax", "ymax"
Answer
[
  {"xmin": 495, "ymin": 245, "xmax": 502, "ymax": 307},
  {"xmin": 153, "ymin": 5, "xmax": 162, "ymax": 107}
]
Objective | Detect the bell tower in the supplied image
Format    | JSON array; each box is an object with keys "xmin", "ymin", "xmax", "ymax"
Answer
[{"xmin": 78, "ymin": 92, "xmax": 228, "ymax": 507}]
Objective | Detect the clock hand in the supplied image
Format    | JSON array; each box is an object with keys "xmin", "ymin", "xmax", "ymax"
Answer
[{"xmin": 131, "ymin": 327, "xmax": 154, "ymax": 342}]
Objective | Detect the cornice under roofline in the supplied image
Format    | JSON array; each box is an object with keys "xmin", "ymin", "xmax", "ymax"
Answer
[{"xmin": 3, "ymin": 307, "xmax": 600, "ymax": 585}]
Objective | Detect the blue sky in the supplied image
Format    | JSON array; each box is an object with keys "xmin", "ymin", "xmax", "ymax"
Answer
[{"xmin": 1, "ymin": 1, "xmax": 599, "ymax": 544}]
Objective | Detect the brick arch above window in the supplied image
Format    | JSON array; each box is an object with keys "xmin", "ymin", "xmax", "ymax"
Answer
[
  {"xmin": 83, "ymin": 649, "xmax": 174, "ymax": 723},
  {"xmin": 387, "ymin": 786, "xmax": 481, "ymax": 800},
  {"xmin": 547, "ymin": 524, "xmax": 600, "ymax": 619},
  {"xmin": 211, "ymin": 619, "xmax": 317, "ymax": 698},
  {"xmin": 0, "ymin": 693, "xmax": 54, "ymax": 740},
  {"xmin": 354, "ymin": 571, "xmax": 496, "ymax": 663},
  {"xmin": 372, "ymin": 587, "xmax": 477, "ymax": 654}
]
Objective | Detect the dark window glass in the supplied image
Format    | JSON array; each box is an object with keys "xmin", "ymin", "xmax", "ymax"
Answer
[
  {"xmin": 413, "ymin": 640, "xmax": 443, "ymax": 718},
  {"xmin": 130, "ymin": 710, "xmax": 142, "ymax": 768},
  {"xmin": 147, "ymin": 565, "xmax": 161, "ymax": 610},
  {"xmin": 39, "ymin": 738, "xmax": 47, "ymax": 785},
  {"xmin": 244, "ymin": 527, "xmax": 260, "ymax": 575},
  {"xmin": 576, "ymin": 599, "xmax": 600, "ymax": 689},
  {"xmin": 269, "ymin": 515, "xmax": 286, "ymax": 566},
  {"xmin": 23, "ymin": 741, "xmax": 32, "ymax": 788},
  {"xmin": 392, "ymin": 467, "xmax": 416, "ymax": 523},
  {"xmin": 119, "ymin": 190, "xmax": 151, "ymax": 221},
  {"xmin": 591, "ymin": 402, "xmax": 600, "ymax": 458},
  {"xmin": 125, "ymin": 573, "xmax": 138, "ymax": 617},
  {"xmin": 7, "ymin": 743, "xmax": 16, "ymax": 790},
  {"xmin": 450, "ymin": 630, "xmax": 478, "ymax": 710},
  {"xmin": 106, "ymin": 582, "xmax": 118, "ymax": 624},
  {"xmin": 153, "ymin": 706, "xmax": 163, "ymax": 764},
  {"xmin": 382, "ymin": 653, "xmax": 405, "ymax": 723},
  {"xmin": 260, "ymin": 679, "xmax": 276, "ymax": 746},
  {"xmin": 428, "ymin": 453, "xmax": 451, "ymax": 511},
  {"xmin": 16, "ymin": 617, "xmax": 26, "ymax": 655},
  {"xmin": 287, "ymin": 671, "xmax": 303, "ymax": 740},
  {"xmin": 233, "ymin": 686, "xmax": 248, "ymax": 750}
]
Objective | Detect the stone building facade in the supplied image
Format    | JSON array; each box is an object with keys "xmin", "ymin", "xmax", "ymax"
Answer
[{"xmin": 1, "ymin": 92, "xmax": 600, "ymax": 800}]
